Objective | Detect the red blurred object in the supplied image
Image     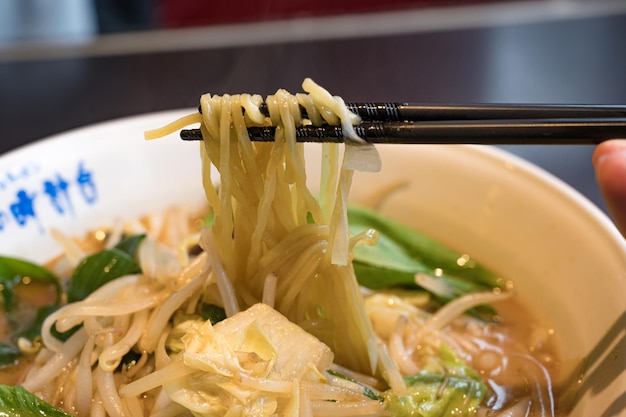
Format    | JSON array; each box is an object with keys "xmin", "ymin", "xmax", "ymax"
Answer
[{"xmin": 156, "ymin": 0, "xmax": 505, "ymax": 28}]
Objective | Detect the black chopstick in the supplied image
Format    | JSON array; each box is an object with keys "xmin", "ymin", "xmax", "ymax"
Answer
[
  {"xmin": 198, "ymin": 103, "xmax": 626, "ymax": 122},
  {"xmin": 338, "ymin": 103, "xmax": 626, "ymax": 122},
  {"xmin": 180, "ymin": 118, "xmax": 626, "ymax": 145}
]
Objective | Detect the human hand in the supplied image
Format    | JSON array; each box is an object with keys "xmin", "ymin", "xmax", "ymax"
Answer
[{"xmin": 593, "ymin": 139, "xmax": 626, "ymax": 237}]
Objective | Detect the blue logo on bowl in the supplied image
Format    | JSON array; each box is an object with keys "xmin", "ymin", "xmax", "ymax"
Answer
[{"xmin": 0, "ymin": 161, "xmax": 97, "ymax": 233}]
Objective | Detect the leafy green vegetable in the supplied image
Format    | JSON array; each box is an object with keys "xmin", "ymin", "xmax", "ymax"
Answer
[
  {"xmin": 117, "ymin": 350, "xmax": 142, "ymax": 372},
  {"xmin": 327, "ymin": 369, "xmax": 382, "ymax": 401},
  {"xmin": 50, "ymin": 322, "xmax": 81, "ymax": 342},
  {"xmin": 67, "ymin": 248, "xmax": 141, "ymax": 303},
  {"xmin": 0, "ymin": 256, "xmax": 62, "ymax": 364},
  {"xmin": 0, "ymin": 385, "xmax": 72, "ymax": 417},
  {"xmin": 113, "ymin": 234, "xmax": 146, "ymax": 258},
  {"xmin": 0, "ymin": 235, "xmax": 146, "ymax": 369},
  {"xmin": 0, "ymin": 256, "xmax": 61, "ymax": 311},
  {"xmin": 2, "ymin": 235, "xmax": 146, "ymax": 348},
  {"xmin": 383, "ymin": 346, "xmax": 487, "ymax": 417},
  {"xmin": 384, "ymin": 373, "xmax": 487, "ymax": 417},
  {"xmin": 204, "ymin": 209, "xmax": 215, "ymax": 227},
  {"xmin": 16, "ymin": 304, "xmax": 59, "ymax": 342},
  {"xmin": 199, "ymin": 303, "xmax": 227, "ymax": 324},
  {"xmin": 348, "ymin": 205, "xmax": 503, "ymax": 300},
  {"xmin": 0, "ymin": 344, "xmax": 20, "ymax": 368}
]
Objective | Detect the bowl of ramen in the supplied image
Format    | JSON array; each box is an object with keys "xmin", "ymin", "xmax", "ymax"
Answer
[{"xmin": 0, "ymin": 80, "xmax": 625, "ymax": 417}]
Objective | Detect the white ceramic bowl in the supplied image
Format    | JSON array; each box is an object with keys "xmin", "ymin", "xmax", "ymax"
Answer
[{"xmin": 1, "ymin": 110, "xmax": 624, "ymax": 416}]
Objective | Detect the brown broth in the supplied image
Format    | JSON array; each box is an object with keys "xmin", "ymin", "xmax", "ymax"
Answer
[
  {"xmin": 0, "ymin": 271, "xmax": 58, "ymax": 385},
  {"xmin": 0, "ymin": 357, "xmax": 32, "ymax": 385},
  {"xmin": 456, "ymin": 296, "xmax": 564, "ymax": 415}
]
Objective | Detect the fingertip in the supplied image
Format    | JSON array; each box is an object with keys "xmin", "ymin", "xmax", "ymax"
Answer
[
  {"xmin": 593, "ymin": 139, "xmax": 626, "ymax": 168},
  {"xmin": 593, "ymin": 139, "xmax": 626, "ymax": 236}
]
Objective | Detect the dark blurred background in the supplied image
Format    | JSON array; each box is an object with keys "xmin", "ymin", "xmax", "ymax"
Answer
[
  {"xmin": 0, "ymin": 0, "xmax": 516, "ymax": 39},
  {"xmin": 1, "ymin": 0, "xmax": 626, "ymax": 214}
]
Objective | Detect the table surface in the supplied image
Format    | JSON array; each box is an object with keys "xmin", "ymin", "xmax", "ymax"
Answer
[{"xmin": 2, "ymin": 2, "xmax": 626, "ymax": 215}]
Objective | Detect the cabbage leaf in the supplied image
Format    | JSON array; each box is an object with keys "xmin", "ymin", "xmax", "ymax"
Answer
[{"xmin": 383, "ymin": 346, "xmax": 487, "ymax": 417}]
